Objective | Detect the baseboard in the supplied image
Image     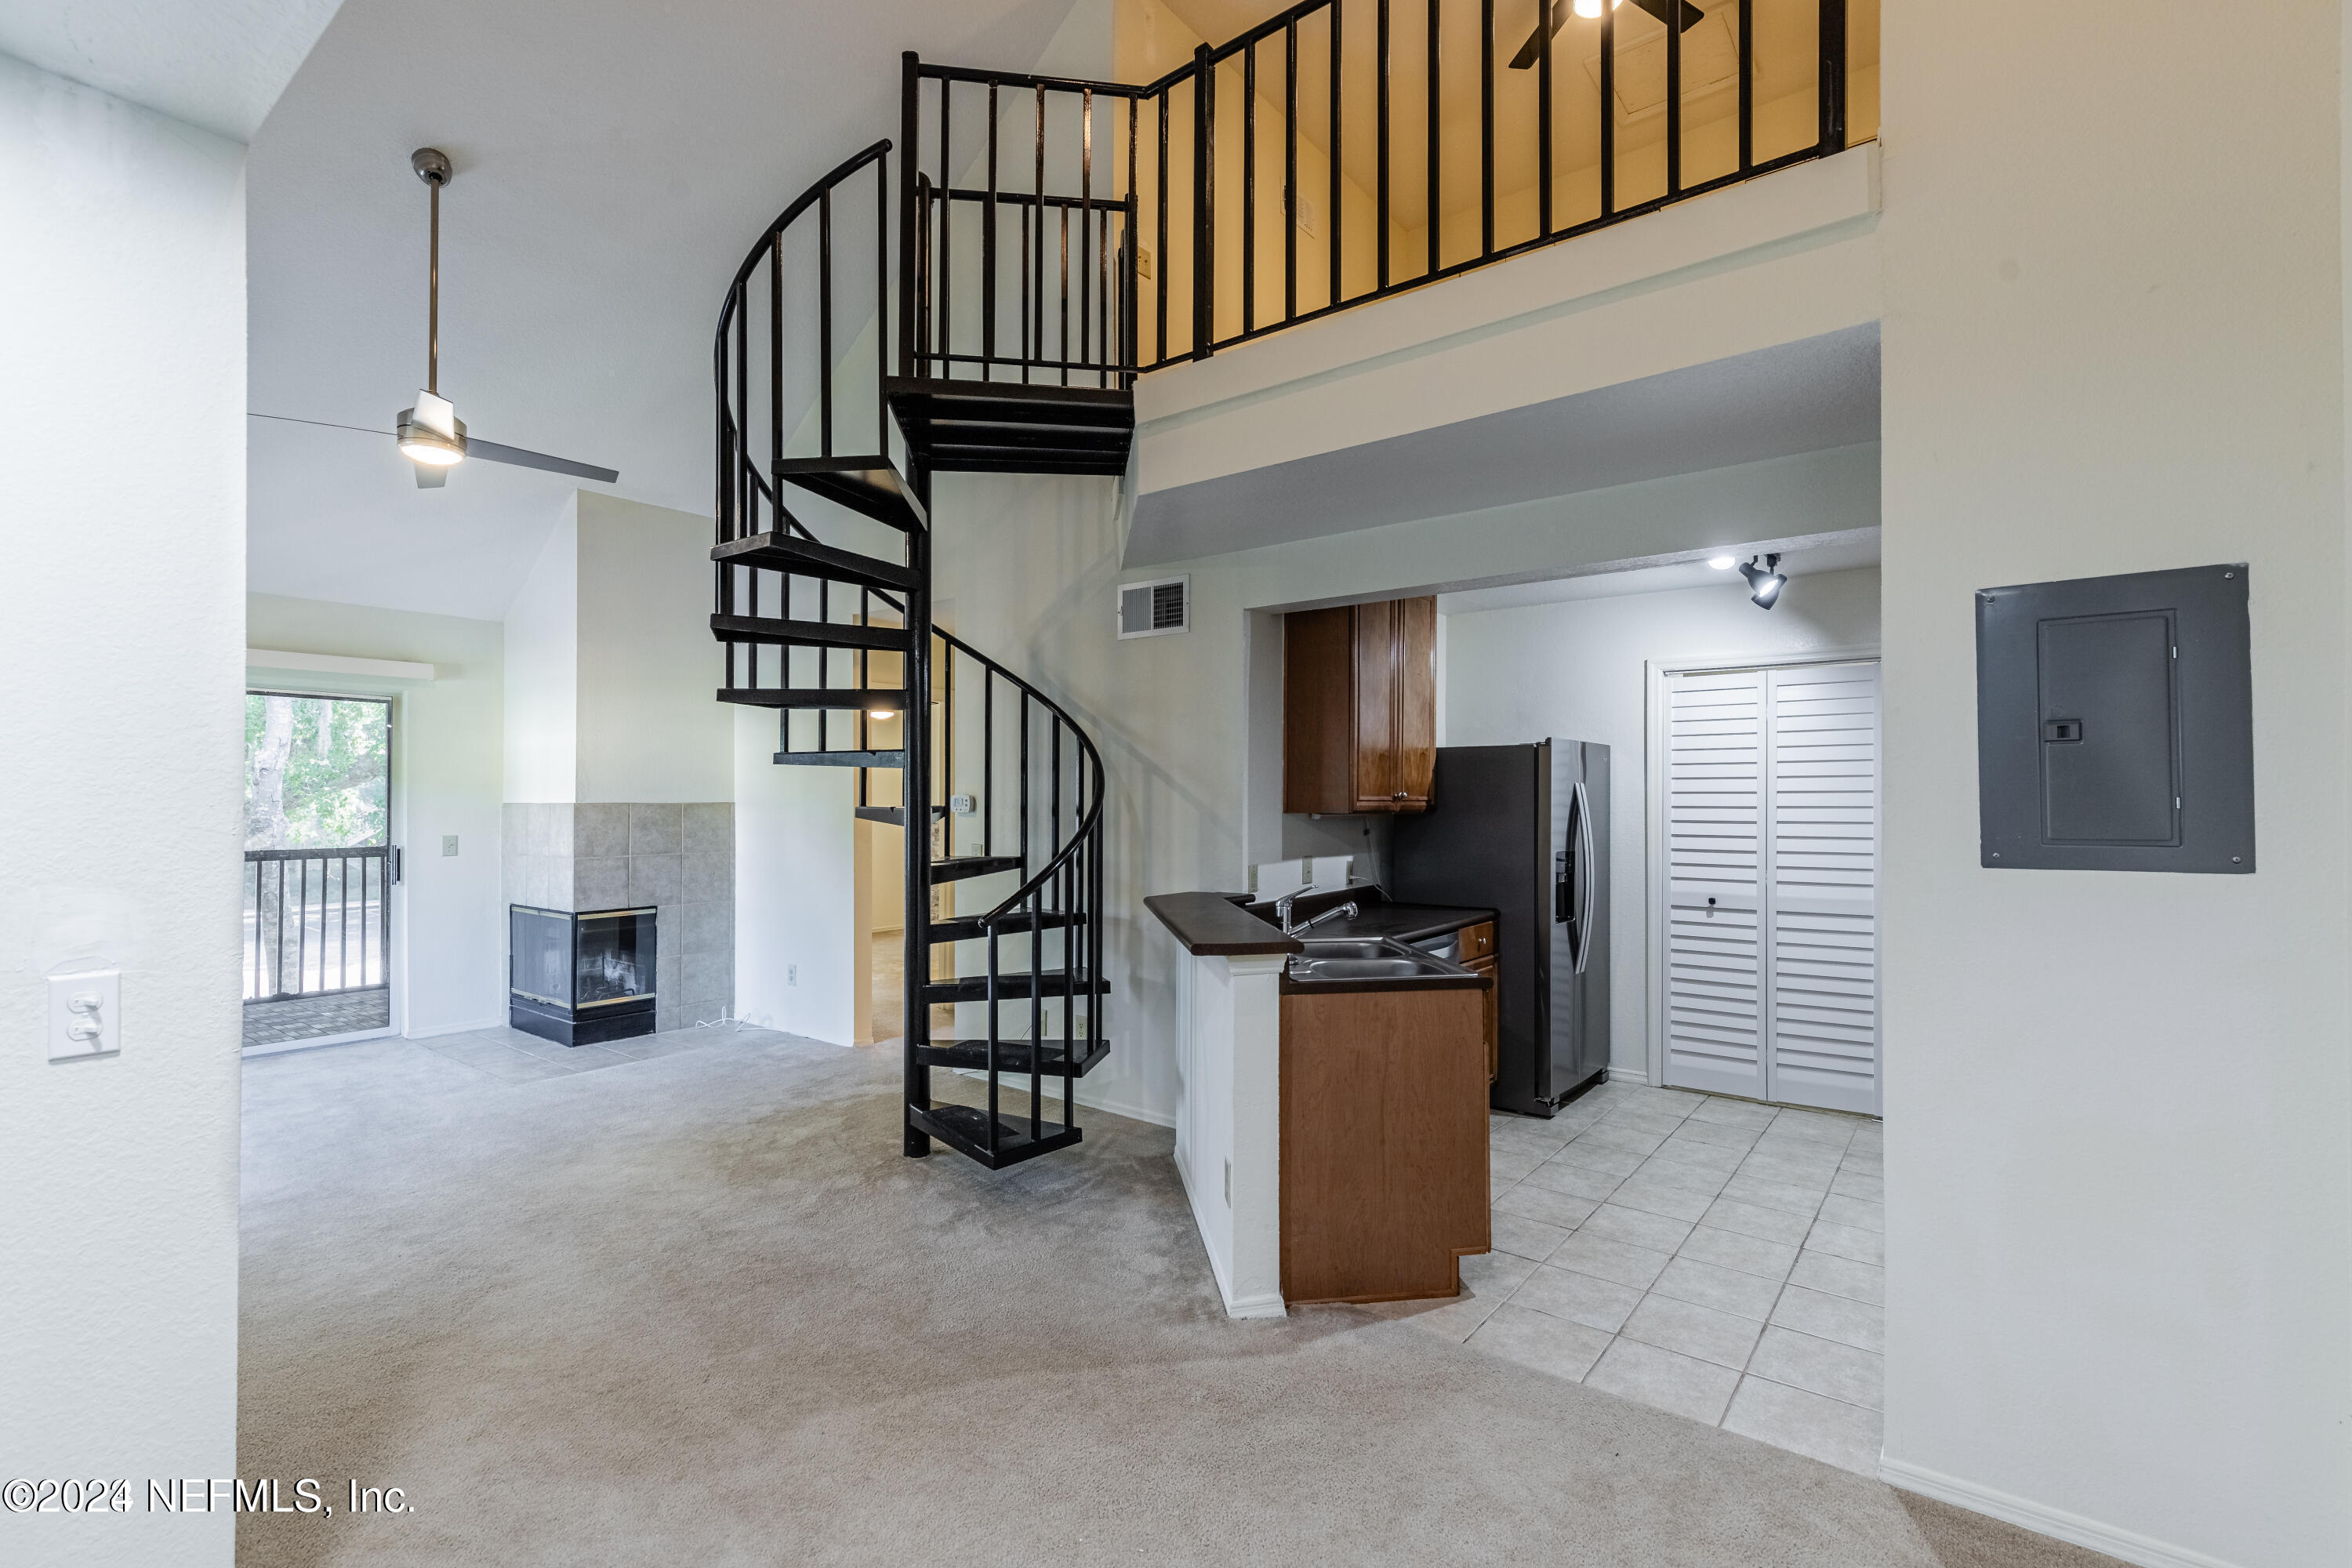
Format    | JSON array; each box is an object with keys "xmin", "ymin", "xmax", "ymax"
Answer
[
  {"xmin": 1174, "ymin": 1143, "xmax": 1287, "ymax": 1320},
  {"xmin": 242, "ymin": 1026, "xmax": 399, "ymax": 1058},
  {"xmin": 404, "ymin": 1015, "xmax": 506, "ymax": 1040},
  {"xmin": 1603, "ymin": 1065, "xmax": 1651, "ymax": 1085},
  {"xmin": 1878, "ymin": 1457, "xmax": 2242, "ymax": 1568}
]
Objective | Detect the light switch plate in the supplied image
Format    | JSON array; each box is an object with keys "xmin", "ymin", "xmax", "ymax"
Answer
[
  {"xmin": 443, "ymin": 835, "xmax": 459, "ymax": 856},
  {"xmin": 48, "ymin": 969, "xmax": 120, "ymax": 1062}
]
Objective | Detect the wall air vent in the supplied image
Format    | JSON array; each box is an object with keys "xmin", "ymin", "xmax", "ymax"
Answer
[{"xmin": 1118, "ymin": 576, "xmax": 1189, "ymax": 639}]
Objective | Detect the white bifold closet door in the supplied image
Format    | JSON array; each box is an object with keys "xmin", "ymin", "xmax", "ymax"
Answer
[{"xmin": 1663, "ymin": 660, "xmax": 1879, "ymax": 1112}]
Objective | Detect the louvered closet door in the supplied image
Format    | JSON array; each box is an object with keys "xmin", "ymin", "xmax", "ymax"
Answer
[
  {"xmin": 1764, "ymin": 662, "xmax": 1881, "ymax": 1112},
  {"xmin": 1661, "ymin": 669, "xmax": 1768, "ymax": 1098}
]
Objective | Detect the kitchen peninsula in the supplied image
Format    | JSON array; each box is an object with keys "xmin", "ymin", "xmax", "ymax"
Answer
[{"xmin": 1148, "ymin": 887, "xmax": 1495, "ymax": 1317}]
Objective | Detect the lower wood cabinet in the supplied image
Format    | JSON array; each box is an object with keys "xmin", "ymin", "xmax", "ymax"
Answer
[
  {"xmin": 1467, "ymin": 955, "xmax": 1498, "ymax": 1083},
  {"xmin": 1279, "ymin": 985, "xmax": 1489, "ymax": 1304}
]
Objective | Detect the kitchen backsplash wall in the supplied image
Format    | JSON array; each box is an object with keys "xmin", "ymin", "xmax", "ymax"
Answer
[{"xmin": 503, "ymin": 802, "xmax": 733, "ymax": 1033}]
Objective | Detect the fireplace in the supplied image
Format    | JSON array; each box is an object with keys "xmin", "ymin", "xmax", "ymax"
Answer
[{"xmin": 510, "ymin": 905, "xmax": 658, "ymax": 1045}]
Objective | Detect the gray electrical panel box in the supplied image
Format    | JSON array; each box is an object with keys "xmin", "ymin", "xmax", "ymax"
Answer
[{"xmin": 1977, "ymin": 564, "xmax": 2252, "ymax": 873}]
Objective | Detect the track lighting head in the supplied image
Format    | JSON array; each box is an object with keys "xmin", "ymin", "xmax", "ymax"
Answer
[{"xmin": 1737, "ymin": 554, "xmax": 1785, "ymax": 609}]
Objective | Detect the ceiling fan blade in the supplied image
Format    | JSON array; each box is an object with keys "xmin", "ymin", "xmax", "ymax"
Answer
[
  {"xmin": 412, "ymin": 461, "xmax": 448, "ymax": 489},
  {"xmin": 467, "ymin": 438, "xmax": 619, "ymax": 484},
  {"xmin": 1633, "ymin": 0, "xmax": 1706, "ymax": 33},
  {"xmin": 1510, "ymin": 0, "xmax": 1566, "ymax": 70},
  {"xmin": 1510, "ymin": 0, "xmax": 1703, "ymax": 71}
]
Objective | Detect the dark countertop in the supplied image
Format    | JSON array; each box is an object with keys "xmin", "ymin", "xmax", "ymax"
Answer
[
  {"xmin": 1144, "ymin": 892, "xmax": 1301, "ymax": 956},
  {"xmin": 1147, "ymin": 887, "xmax": 1493, "ymax": 957}
]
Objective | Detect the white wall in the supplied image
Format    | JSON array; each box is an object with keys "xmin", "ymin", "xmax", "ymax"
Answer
[
  {"xmin": 1876, "ymin": 2, "xmax": 2352, "ymax": 1564},
  {"xmin": 1443, "ymin": 566, "xmax": 1882, "ymax": 1082},
  {"xmin": 502, "ymin": 506, "xmax": 579, "ymax": 804},
  {"xmin": 733, "ymin": 707, "xmax": 858, "ymax": 1042},
  {"xmin": 0, "ymin": 53, "xmax": 245, "ymax": 1566},
  {"xmin": 574, "ymin": 492, "xmax": 732, "ymax": 804},
  {"xmin": 934, "ymin": 441, "xmax": 1878, "ymax": 1129},
  {"xmin": 246, "ymin": 593, "xmax": 508, "ymax": 1036}
]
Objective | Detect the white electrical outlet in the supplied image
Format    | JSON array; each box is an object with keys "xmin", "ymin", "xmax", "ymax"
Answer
[
  {"xmin": 442, "ymin": 835, "xmax": 459, "ymax": 856},
  {"xmin": 788, "ymin": 964, "xmax": 798, "ymax": 986},
  {"xmin": 48, "ymin": 969, "xmax": 120, "ymax": 1062}
]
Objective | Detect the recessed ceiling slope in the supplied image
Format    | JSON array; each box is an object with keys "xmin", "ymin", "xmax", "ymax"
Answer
[
  {"xmin": 246, "ymin": 0, "xmax": 1077, "ymax": 619},
  {"xmin": 1124, "ymin": 321, "xmax": 1879, "ymax": 567}
]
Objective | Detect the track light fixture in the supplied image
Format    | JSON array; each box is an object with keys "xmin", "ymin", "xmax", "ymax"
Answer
[{"xmin": 1738, "ymin": 554, "xmax": 1785, "ymax": 609}]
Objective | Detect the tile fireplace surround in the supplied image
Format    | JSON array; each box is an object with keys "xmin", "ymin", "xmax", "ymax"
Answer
[{"xmin": 503, "ymin": 803, "xmax": 732, "ymax": 1035}]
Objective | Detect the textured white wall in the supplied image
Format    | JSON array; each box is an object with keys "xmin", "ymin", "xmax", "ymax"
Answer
[
  {"xmin": 1443, "ymin": 566, "xmax": 1882, "ymax": 1081},
  {"xmin": 733, "ymin": 707, "xmax": 857, "ymax": 1043},
  {"xmin": 0, "ymin": 53, "xmax": 245, "ymax": 1566},
  {"xmin": 502, "ymin": 506, "xmax": 579, "ymax": 804},
  {"xmin": 574, "ymin": 492, "xmax": 731, "ymax": 805},
  {"xmin": 1876, "ymin": 2, "xmax": 2352, "ymax": 1563},
  {"xmin": 246, "ymin": 593, "xmax": 508, "ymax": 1036}
]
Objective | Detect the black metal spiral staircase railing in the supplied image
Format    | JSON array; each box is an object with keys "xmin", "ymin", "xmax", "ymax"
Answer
[
  {"xmin": 712, "ymin": 137, "xmax": 1119, "ymax": 1169},
  {"xmin": 714, "ymin": 9, "xmax": 1865, "ymax": 1166}
]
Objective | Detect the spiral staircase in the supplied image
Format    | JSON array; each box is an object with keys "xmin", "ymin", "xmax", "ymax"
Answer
[{"xmin": 710, "ymin": 125, "xmax": 1130, "ymax": 1170}]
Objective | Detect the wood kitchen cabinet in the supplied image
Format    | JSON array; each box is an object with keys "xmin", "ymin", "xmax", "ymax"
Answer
[
  {"xmin": 1279, "ymin": 984, "xmax": 1488, "ymax": 1304},
  {"xmin": 1283, "ymin": 596, "xmax": 1436, "ymax": 815},
  {"xmin": 1460, "ymin": 921, "xmax": 1499, "ymax": 1084}
]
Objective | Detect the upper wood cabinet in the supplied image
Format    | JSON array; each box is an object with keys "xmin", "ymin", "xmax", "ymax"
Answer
[{"xmin": 1283, "ymin": 596, "xmax": 1436, "ymax": 815}]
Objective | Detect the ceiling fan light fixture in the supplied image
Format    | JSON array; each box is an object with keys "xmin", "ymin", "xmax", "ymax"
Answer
[
  {"xmin": 1573, "ymin": 0, "xmax": 1623, "ymax": 15},
  {"xmin": 397, "ymin": 390, "xmax": 466, "ymax": 466}
]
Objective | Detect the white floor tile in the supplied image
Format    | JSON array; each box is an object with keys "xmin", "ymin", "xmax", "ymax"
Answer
[
  {"xmin": 1492, "ymin": 1184, "xmax": 1599, "ymax": 1231},
  {"xmin": 1665, "ymin": 1117, "xmax": 1762, "ymax": 1152},
  {"xmin": 1549, "ymin": 1231, "xmax": 1674, "ymax": 1291},
  {"xmin": 1650, "ymin": 1134, "xmax": 1748, "ymax": 1174},
  {"xmin": 1579, "ymin": 1203, "xmax": 1694, "ymax": 1256},
  {"xmin": 1817, "ymin": 1194, "xmax": 1884, "ymax": 1233},
  {"xmin": 1489, "ymin": 1210, "xmax": 1573, "ymax": 1262},
  {"xmin": 1770, "ymin": 1283, "xmax": 1884, "ymax": 1353},
  {"xmin": 1804, "ymin": 1219, "xmax": 1886, "ymax": 1267},
  {"xmin": 1698, "ymin": 1196, "xmax": 1814, "ymax": 1247},
  {"xmin": 1521, "ymin": 1158, "xmax": 1625, "ymax": 1203},
  {"xmin": 1649, "ymin": 1254, "xmax": 1786, "ymax": 1321},
  {"xmin": 1570, "ymin": 1123, "xmax": 1668, "ymax": 1160},
  {"xmin": 1689, "ymin": 1097, "xmax": 1777, "ymax": 1130},
  {"xmin": 1723, "ymin": 1377, "xmax": 1882, "ymax": 1475},
  {"xmin": 1548, "ymin": 1139, "xmax": 1646, "ymax": 1179},
  {"xmin": 1465, "ymin": 1305, "xmax": 1613, "ymax": 1382},
  {"xmin": 1509, "ymin": 1264, "xmax": 1645, "ymax": 1334},
  {"xmin": 1621, "ymin": 1292, "xmax": 1766, "ymax": 1370},
  {"xmin": 1676, "ymin": 1224, "xmax": 1799, "ymax": 1282},
  {"xmin": 1787, "ymin": 1250, "xmax": 1885, "ymax": 1306},
  {"xmin": 1830, "ymin": 1168, "xmax": 1884, "ymax": 1202},
  {"xmin": 1717, "ymin": 1171, "xmax": 1828, "ymax": 1217},
  {"xmin": 1585, "ymin": 1337, "xmax": 1741, "ymax": 1425},
  {"xmin": 1747, "ymin": 1326, "xmax": 1882, "ymax": 1410}
]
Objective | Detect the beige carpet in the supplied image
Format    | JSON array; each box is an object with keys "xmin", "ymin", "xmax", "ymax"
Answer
[{"xmin": 238, "ymin": 1031, "xmax": 2120, "ymax": 1566}]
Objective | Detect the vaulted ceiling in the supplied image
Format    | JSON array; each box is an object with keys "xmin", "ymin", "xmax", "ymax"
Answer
[{"xmin": 246, "ymin": 0, "xmax": 1084, "ymax": 619}]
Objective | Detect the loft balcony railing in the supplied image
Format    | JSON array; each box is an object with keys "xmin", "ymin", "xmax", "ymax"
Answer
[{"xmin": 899, "ymin": 0, "xmax": 1869, "ymax": 385}]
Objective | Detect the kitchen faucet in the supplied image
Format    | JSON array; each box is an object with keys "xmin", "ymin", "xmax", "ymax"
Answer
[{"xmin": 1276, "ymin": 884, "xmax": 1359, "ymax": 938}]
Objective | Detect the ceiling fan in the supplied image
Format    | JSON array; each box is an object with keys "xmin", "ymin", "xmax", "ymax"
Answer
[
  {"xmin": 390, "ymin": 148, "xmax": 617, "ymax": 488},
  {"xmin": 1510, "ymin": 0, "xmax": 1704, "ymax": 71}
]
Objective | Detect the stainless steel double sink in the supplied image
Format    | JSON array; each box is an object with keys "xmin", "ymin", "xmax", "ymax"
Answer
[{"xmin": 1286, "ymin": 935, "xmax": 1472, "ymax": 985}]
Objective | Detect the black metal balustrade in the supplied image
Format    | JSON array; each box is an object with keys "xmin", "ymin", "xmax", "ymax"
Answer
[
  {"xmin": 899, "ymin": 0, "xmax": 1858, "ymax": 378},
  {"xmin": 243, "ymin": 846, "xmax": 391, "ymax": 1003}
]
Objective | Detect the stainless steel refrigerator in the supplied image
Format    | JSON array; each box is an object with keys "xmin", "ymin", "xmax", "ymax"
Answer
[{"xmin": 1390, "ymin": 739, "xmax": 1610, "ymax": 1116}]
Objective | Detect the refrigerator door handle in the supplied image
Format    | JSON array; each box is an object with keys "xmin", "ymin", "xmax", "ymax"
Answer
[{"xmin": 1571, "ymin": 779, "xmax": 1595, "ymax": 975}]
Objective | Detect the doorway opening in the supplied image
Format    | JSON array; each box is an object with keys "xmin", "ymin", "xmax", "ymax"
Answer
[{"xmin": 243, "ymin": 691, "xmax": 396, "ymax": 1050}]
